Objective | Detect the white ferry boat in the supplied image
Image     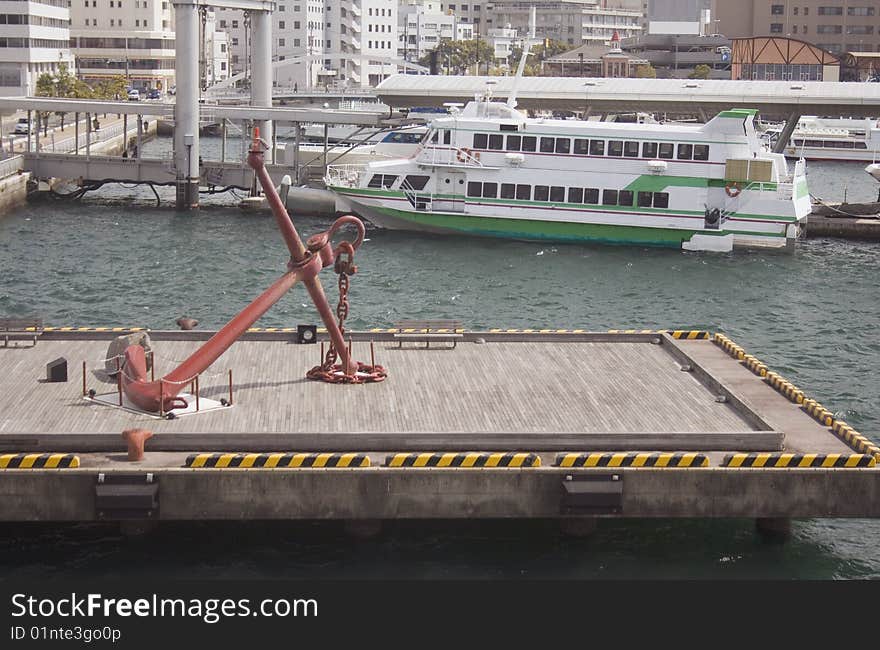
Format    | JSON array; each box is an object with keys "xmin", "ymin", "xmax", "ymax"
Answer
[
  {"xmin": 769, "ymin": 116, "xmax": 880, "ymax": 162},
  {"xmin": 325, "ymin": 96, "xmax": 810, "ymax": 252}
]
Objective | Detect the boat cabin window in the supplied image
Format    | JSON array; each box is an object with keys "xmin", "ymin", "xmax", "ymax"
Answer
[
  {"xmin": 618, "ymin": 190, "xmax": 634, "ymax": 206},
  {"xmin": 653, "ymin": 192, "xmax": 669, "ymax": 208},
  {"xmin": 602, "ymin": 189, "xmax": 618, "ymax": 205},
  {"xmin": 549, "ymin": 186, "xmax": 565, "ymax": 202},
  {"xmin": 693, "ymin": 144, "xmax": 709, "ymax": 160},
  {"xmin": 500, "ymin": 183, "xmax": 516, "ymax": 199},
  {"xmin": 607, "ymin": 141, "xmax": 623, "ymax": 157},
  {"xmin": 540, "ymin": 137, "xmax": 555, "ymax": 153},
  {"xmin": 589, "ymin": 140, "xmax": 605, "ymax": 156},
  {"xmin": 383, "ymin": 132, "xmax": 424, "ymax": 144},
  {"xmin": 500, "ymin": 124, "xmax": 518, "ymax": 132},
  {"xmin": 516, "ymin": 184, "xmax": 531, "ymax": 200},
  {"xmin": 521, "ymin": 136, "xmax": 537, "ymax": 152},
  {"xmin": 482, "ymin": 182, "xmax": 497, "ymax": 198},
  {"xmin": 624, "ymin": 141, "xmax": 640, "ymax": 157},
  {"xmin": 488, "ymin": 134, "xmax": 504, "ymax": 150},
  {"xmin": 431, "ymin": 131, "xmax": 439, "ymax": 143},
  {"xmin": 555, "ymin": 138, "xmax": 571, "ymax": 154},
  {"xmin": 642, "ymin": 142, "xmax": 659, "ymax": 158},
  {"xmin": 804, "ymin": 139, "xmax": 823, "ymax": 147},
  {"xmin": 367, "ymin": 174, "xmax": 398, "ymax": 189},
  {"xmin": 507, "ymin": 135, "xmax": 521, "ymax": 151},
  {"xmin": 402, "ymin": 175, "xmax": 430, "ymax": 191},
  {"xmin": 658, "ymin": 143, "xmax": 674, "ymax": 159},
  {"xmin": 568, "ymin": 187, "xmax": 584, "ymax": 203},
  {"xmin": 574, "ymin": 139, "xmax": 589, "ymax": 155},
  {"xmin": 637, "ymin": 191, "xmax": 653, "ymax": 207},
  {"xmin": 583, "ymin": 188, "xmax": 600, "ymax": 204},
  {"xmin": 444, "ymin": 130, "xmax": 451, "ymax": 144},
  {"xmin": 677, "ymin": 144, "xmax": 693, "ymax": 160},
  {"xmin": 467, "ymin": 181, "xmax": 482, "ymax": 197},
  {"xmin": 473, "ymin": 133, "xmax": 488, "ymax": 149},
  {"xmin": 534, "ymin": 185, "xmax": 549, "ymax": 201}
]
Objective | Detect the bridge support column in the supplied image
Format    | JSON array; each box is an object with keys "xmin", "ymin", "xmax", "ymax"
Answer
[
  {"xmin": 250, "ymin": 10, "xmax": 273, "ymax": 151},
  {"xmin": 173, "ymin": 0, "xmax": 200, "ymax": 210},
  {"xmin": 772, "ymin": 111, "xmax": 801, "ymax": 154}
]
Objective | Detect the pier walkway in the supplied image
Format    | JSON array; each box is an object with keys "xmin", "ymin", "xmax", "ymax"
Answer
[{"xmin": 0, "ymin": 330, "xmax": 877, "ymax": 524}]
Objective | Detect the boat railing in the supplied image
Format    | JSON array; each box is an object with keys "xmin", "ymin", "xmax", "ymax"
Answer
[
  {"xmin": 325, "ymin": 163, "xmax": 365, "ymax": 188},
  {"xmin": 415, "ymin": 145, "xmax": 485, "ymax": 168}
]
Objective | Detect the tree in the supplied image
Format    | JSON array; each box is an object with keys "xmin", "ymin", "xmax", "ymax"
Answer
[
  {"xmin": 34, "ymin": 63, "xmax": 94, "ymax": 132},
  {"xmin": 508, "ymin": 39, "xmax": 570, "ymax": 76},
  {"xmin": 689, "ymin": 64, "xmax": 711, "ymax": 80},
  {"xmin": 93, "ymin": 75, "xmax": 127, "ymax": 101},
  {"xmin": 418, "ymin": 39, "xmax": 494, "ymax": 75},
  {"xmin": 635, "ymin": 64, "xmax": 657, "ymax": 79}
]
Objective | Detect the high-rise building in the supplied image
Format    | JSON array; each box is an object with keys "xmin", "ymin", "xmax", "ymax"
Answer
[
  {"xmin": 0, "ymin": 0, "xmax": 74, "ymax": 96},
  {"xmin": 399, "ymin": 0, "xmax": 475, "ymax": 62},
  {"xmin": 70, "ymin": 0, "xmax": 175, "ymax": 91},
  {"xmin": 646, "ymin": 0, "xmax": 711, "ymax": 35},
  {"xmin": 713, "ymin": 0, "xmax": 880, "ymax": 56},
  {"xmin": 490, "ymin": 1, "xmax": 642, "ymax": 47}
]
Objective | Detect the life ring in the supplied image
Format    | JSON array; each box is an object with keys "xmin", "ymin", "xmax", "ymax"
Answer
[
  {"xmin": 457, "ymin": 147, "xmax": 473, "ymax": 162},
  {"xmin": 725, "ymin": 182, "xmax": 742, "ymax": 198}
]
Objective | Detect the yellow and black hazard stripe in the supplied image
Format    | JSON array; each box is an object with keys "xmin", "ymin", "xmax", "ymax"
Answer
[
  {"xmin": 668, "ymin": 330, "xmax": 710, "ymax": 340},
  {"xmin": 713, "ymin": 333, "xmax": 745, "ymax": 360},
  {"xmin": 830, "ymin": 421, "xmax": 880, "ymax": 458},
  {"xmin": 763, "ymin": 371, "xmax": 805, "ymax": 404},
  {"xmin": 723, "ymin": 453, "xmax": 875, "ymax": 468},
  {"xmin": 607, "ymin": 329, "xmax": 666, "ymax": 334},
  {"xmin": 801, "ymin": 398, "xmax": 834, "ymax": 427},
  {"xmin": 185, "ymin": 452, "xmax": 370, "ymax": 468},
  {"xmin": 0, "ymin": 453, "xmax": 80, "ymax": 469},
  {"xmin": 555, "ymin": 452, "xmax": 708, "ymax": 468},
  {"xmin": 43, "ymin": 327, "xmax": 145, "ymax": 332},
  {"xmin": 385, "ymin": 452, "xmax": 541, "ymax": 468},
  {"xmin": 741, "ymin": 354, "xmax": 768, "ymax": 378}
]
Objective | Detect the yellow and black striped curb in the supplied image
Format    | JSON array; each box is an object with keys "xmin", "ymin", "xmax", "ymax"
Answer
[
  {"xmin": 607, "ymin": 329, "xmax": 710, "ymax": 339},
  {"xmin": 385, "ymin": 452, "xmax": 541, "ymax": 468},
  {"xmin": 42, "ymin": 327, "xmax": 145, "ymax": 332},
  {"xmin": 0, "ymin": 453, "xmax": 80, "ymax": 469},
  {"xmin": 723, "ymin": 453, "xmax": 876, "ymax": 468},
  {"xmin": 185, "ymin": 453, "xmax": 370, "ymax": 468},
  {"xmin": 831, "ymin": 422, "xmax": 880, "ymax": 458},
  {"xmin": 713, "ymin": 333, "xmax": 746, "ymax": 360},
  {"xmin": 556, "ymin": 452, "xmax": 708, "ymax": 467},
  {"xmin": 802, "ymin": 399, "xmax": 834, "ymax": 427},
  {"xmin": 764, "ymin": 371, "xmax": 805, "ymax": 404},
  {"xmin": 741, "ymin": 354, "xmax": 768, "ymax": 378}
]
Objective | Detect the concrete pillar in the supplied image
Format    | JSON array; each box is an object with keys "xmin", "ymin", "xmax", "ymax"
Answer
[
  {"xmin": 174, "ymin": 1, "xmax": 200, "ymax": 210},
  {"xmin": 755, "ymin": 517, "xmax": 791, "ymax": 543},
  {"xmin": 250, "ymin": 10, "xmax": 273, "ymax": 148}
]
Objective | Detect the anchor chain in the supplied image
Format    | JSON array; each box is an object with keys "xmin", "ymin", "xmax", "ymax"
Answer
[{"xmin": 306, "ymin": 241, "xmax": 387, "ymax": 384}]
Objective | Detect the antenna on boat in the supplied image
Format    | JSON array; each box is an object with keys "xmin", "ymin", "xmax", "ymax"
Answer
[{"xmin": 506, "ymin": 5, "xmax": 536, "ymax": 109}]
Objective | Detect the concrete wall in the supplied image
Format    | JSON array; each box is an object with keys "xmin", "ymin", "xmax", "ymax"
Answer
[{"xmin": 0, "ymin": 170, "xmax": 30, "ymax": 220}]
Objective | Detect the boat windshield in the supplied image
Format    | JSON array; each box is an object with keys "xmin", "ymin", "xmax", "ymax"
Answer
[{"xmin": 382, "ymin": 131, "xmax": 423, "ymax": 144}]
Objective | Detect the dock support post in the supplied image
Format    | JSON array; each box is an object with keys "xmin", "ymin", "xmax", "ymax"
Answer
[
  {"xmin": 250, "ymin": 9, "xmax": 273, "ymax": 149},
  {"xmin": 74, "ymin": 112, "xmax": 79, "ymax": 154},
  {"xmin": 123, "ymin": 114, "xmax": 128, "ymax": 154},
  {"xmin": 772, "ymin": 111, "xmax": 801, "ymax": 154},
  {"xmin": 755, "ymin": 517, "xmax": 792, "ymax": 543},
  {"xmin": 26, "ymin": 110, "xmax": 31, "ymax": 152},
  {"xmin": 137, "ymin": 114, "xmax": 143, "ymax": 158},
  {"xmin": 85, "ymin": 112, "xmax": 91, "ymax": 159},
  {"xmin": 221, "ymin": 119, "xmax": 226, "ymax": 163},
  {"xmin": 293, "ymin": 121, "xmax": 301, "ymax": 184},
  {"xmin": 173, "ymin": 0, "xmax": 201, "ymax": 210},
  {"xmin": 34, "ymin": 113, "xmax": 40, "ymax": 152}
]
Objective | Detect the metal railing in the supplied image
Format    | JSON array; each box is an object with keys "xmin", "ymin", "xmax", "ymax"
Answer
[
  {"xmin": 415, "ymin": 146, "xmax": 485, "ymax": 167},
  {"xmin": 0, "ymin": 154, "xmax": 23, "ymax": 179}
]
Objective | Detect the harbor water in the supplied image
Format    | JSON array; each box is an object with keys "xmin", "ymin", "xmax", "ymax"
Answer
[{"xmin": 1, "ymin": 149, "xmax": 879, "ymax": 579}]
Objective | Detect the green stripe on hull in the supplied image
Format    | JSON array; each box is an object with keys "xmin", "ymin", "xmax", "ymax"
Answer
[{"xmin": 369, "ymin": 205, "xmax": 713, "ymax": 247}]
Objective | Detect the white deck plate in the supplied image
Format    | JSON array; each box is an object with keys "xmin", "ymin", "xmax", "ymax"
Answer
[{"xmin": 85, "ymin": 392, "xmax": 230, "ymax": 419}]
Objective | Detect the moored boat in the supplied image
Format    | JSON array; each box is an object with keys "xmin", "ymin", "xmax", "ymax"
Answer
[{"xmin": 325, "ymin": 96, "xmax": 811, "ymax": 252}]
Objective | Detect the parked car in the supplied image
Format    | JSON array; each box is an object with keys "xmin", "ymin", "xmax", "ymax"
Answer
[
  {"xmin": 127, "ymin": 89, "xmax": 140, "ymax": 101},
  {"xmin": 147, "ymin": 89, "xmax": 161, "ymax": 100},
  {"xmin": 13, "ymin": 117, "xmax": 29, "ymax": 134}
]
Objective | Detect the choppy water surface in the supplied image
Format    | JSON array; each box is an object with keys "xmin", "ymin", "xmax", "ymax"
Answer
[{"xmin": 0, "ymin": 157, "xmax": 879, "ymax": 580}]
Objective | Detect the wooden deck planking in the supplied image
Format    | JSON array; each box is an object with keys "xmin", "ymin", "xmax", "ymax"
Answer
[{"xmin": 0, "ymin": 337, "xmax": 754, "ymax": 436}]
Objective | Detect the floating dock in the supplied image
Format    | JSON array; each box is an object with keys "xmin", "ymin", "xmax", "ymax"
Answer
[{"xmin": 1, "ymin": 329, "xmax": 878, "ymax": 529}]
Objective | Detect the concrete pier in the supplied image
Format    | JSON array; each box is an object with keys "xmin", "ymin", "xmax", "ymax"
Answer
[{"xmin": 0, "ymin": 330, "xmax": 878, "ymax": 526}]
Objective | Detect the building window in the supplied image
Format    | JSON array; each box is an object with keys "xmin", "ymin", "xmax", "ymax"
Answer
[
  {"xmin": 220, "ymin": 20, "xmax": 226, "ymax": 28},
  {"xmin": 294, "ymin": 21, "xmax": 300, "ymax": 28},
  {"xmin": 770, "ymin": 4, "xmax": 784, "ymax": 14},
  {"xmin": 232, "ymin": 20, "xmax": 238, "ymax": 28},
  {"xmin": 817, "ymin": 25, "xmax": 843, "ymax": 34},
  {"xmin": 848, "ymin": 7, "xmax": 875, "ymax": 16},
  {"xmin": 769, "ymin": 23, "xmax": 783, "ymax": 33},
  {"xmin": 817, "ymin": 6, "xmax": 843, "ymax": 15},
  {"xmin": 294, "ymin": 38, "xmax": 300, "ymax": 46},
  {"xmin": 279, "ymin": 38, "xmax": 285, "ymax": 46},
  {"xmin": 279, "ymin": 20, "xmax": 285, "ymax": 28}
]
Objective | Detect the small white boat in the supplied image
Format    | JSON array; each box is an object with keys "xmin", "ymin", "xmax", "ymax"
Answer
[{"xmin": 766, "ymin": 116, "xmax": 880, "ymax": 162}]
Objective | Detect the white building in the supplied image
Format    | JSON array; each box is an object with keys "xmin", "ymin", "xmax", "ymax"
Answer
[
  {"xmin": 492, "ymin": 1, "xmax": 642, "ymax": 47},
  {"xmin": 0, "ymin": 0, "xmax": 74, "ymax": 96},
  {"xmin": 70, "ymin": 0, "xmax": 176, "ymax": 92},
  {"xmin": 398, "ymin": 1, "xmax": 456, "ymax": 62},
  {"xmin": 487, "ymin": 24, "xmax": 519, "ymax": 66},
  {"xmin": 205, "ymin": 12, "xmax": 229, "ymax": 86}
]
